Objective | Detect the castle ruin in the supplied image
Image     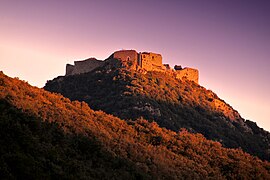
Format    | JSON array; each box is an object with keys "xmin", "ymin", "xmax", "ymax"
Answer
[
  {"xmin": 66, "ymin": 58, "xmax": 104, "ymax": 76},
  {"xmin": 65, "ymin": 50, "xmax": 199, "ymax": 83}
]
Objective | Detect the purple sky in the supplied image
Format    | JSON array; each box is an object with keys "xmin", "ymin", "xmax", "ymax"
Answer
[{"xmin": 0, "ymin": 0, "xmax": 269, "ymax": 130}]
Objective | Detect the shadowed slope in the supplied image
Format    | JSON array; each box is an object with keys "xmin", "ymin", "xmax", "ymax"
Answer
[
  {"xmin": 0, "ymin": 100, "xmax": 147, "ymax": 179},
  {"xmin": 1, "ymin": 71, "xmax": 270, "ymax": 179}
]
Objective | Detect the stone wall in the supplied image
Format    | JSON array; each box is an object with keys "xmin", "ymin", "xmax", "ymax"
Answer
[
  {"xmin": 66, "ymin": 58, "xmax": 104, "ymax": 76},
  {"xmin": 66, "ymin": 64, "xmax": 75, "ymax": 76},
  {"xmin": 65, "ymin": 50, "xmax": 200, "ymax": 84},
  {"xmin": 175, "ymin": 68, "xmax": 199, "ymax": 83},
  {"xmin": 113, "ymin": 50, "xmax": 138, "ymax": 67},
  {"xmin": 140, "ymin": 52, "xmax": 163, "ymax": 71},
  {"xmin": 113, "ymin": 50, "xmax": 163, "ymax": 71}
]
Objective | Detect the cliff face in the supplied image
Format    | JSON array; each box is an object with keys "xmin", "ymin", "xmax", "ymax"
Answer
[{"xmin": 45, "ymin": 62, "xmax": 270, "ymax": 161}]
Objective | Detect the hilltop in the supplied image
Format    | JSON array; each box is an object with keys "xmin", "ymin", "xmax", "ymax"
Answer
[
  {"xmin": 45, "ymin": 50, "xmax": 270, "ymax": 161},
  {"xmin": 1, "ymin": 71, "xmax": 270, "ymax": 179},
  {"xmin": 65, "ymin": 50, "xmax": 199, "ymax": 83}
]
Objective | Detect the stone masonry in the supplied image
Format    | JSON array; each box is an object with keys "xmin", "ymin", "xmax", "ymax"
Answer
[
  {"xmin": 65, "ymin": 50, "xmax": 199, "ymax": 83},
  {"xmin": 66, "ymin": 58, "xmax": 104, "ymax": 76}
]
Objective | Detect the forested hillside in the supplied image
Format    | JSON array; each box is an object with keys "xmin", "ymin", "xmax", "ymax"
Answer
[
  {"xmin": 45, "ymin": 63, "xmax": 270, "ymax": 161},
  {"xmin": 1, "ymin": 71, "xmax": 270, "ymax": 179}
]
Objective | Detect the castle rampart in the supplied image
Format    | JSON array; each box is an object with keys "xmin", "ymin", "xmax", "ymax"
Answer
[
  {"xmin": 64, "ymin": 50, "xmax": 199, "ymax": 83},
  {"xmin": 113, "ymin": 50, "xmax": 138, "ymax": 69},
  {"xmin": 66, "ymin": 58, "xmax": 104, "ymax": 76},
  {"xmin": 140, "ymin": 52, "xmax": 163, "ymax": 71},
  {"xmin": 175, "ymin": 67, "xmax": 199, "ymax": 84},
  {"xmin": 113, "ymin": 50, "xmax": 138, "ymax": 64}
]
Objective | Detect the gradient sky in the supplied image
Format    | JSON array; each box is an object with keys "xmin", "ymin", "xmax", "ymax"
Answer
[{"xmin": 1, "ymin": 0, "xmax": 269, "ymax": 131}]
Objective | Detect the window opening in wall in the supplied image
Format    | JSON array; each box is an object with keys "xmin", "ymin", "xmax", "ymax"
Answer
[{"xmin": 127, "ymin": 56, "xmax": 130, "ymax": 61}]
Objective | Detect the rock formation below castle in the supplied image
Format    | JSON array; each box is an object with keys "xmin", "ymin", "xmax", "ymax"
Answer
[{"xmin": 65, "ymin": 50, "xmax": 199, "ymax": 83}]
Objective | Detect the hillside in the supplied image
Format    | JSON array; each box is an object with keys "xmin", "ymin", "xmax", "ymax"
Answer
[
  {"xmin": 45, "ymin": 58, "xmax": 270, "ymax": 161},
  {"xmin": 1, "ymin": 71, "xmax": 270, "ymax": 178}
]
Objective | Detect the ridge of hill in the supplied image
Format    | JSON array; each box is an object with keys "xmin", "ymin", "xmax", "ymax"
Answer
[
  {"xmin": 1, "ymin": 71, "xmax": 270, "ymax": 178},
  {"xmin": 45, "ymin": 58, "xmax": 270, "ymax": 161}
]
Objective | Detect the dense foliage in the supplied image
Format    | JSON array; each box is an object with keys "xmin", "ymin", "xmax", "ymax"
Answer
[
  {"xmin": 45, "ymin": 64, "xmax": 270, "ymax": 161},
  {"xmin": 1, "ymin": 71, "xmax": 270, "ymax": 179}
]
